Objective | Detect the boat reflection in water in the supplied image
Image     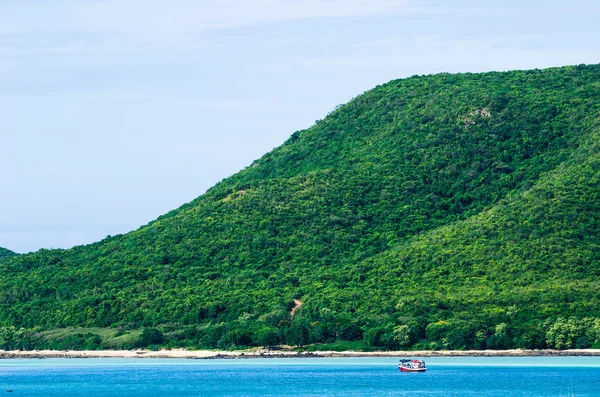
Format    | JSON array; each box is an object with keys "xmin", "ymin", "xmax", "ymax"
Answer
[{"xmin": 398, "ymin": 359, "xmax": 427, "ymax": 372}]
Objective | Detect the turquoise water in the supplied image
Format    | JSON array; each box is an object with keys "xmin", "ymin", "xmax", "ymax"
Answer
[{"xmin": 1, "ymin": 357, "xmax": 599, "ymax": 396}]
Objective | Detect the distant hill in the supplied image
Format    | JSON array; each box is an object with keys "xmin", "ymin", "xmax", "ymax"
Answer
[
  {"xmin": 0, "ymin": 247, "xmax": 16, "ymax": 258},
  {"xmin": 1, "ymin": 64, "xmax": 599, "ymax": 351}
]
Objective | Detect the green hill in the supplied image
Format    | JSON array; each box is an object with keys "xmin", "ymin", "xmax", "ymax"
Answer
[
  {"xmin": 0, "ymin": 247, "xmax": 16, "ymax": 258},
  {"xmin": 1, "ymin": 64, "xmax": 600, "ymax": 351}
]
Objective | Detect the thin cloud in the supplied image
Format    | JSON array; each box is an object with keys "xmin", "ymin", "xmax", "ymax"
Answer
[
  {"xmin": 1, "ymin": 0, "xmax": 439, "ymax": 35},
  {"xmin": 0, "ymin": 0, "xmax": 446, "ymax": 56}
]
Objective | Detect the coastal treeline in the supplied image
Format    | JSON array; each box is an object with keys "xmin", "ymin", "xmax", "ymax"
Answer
[
  {"xmin": 1, "ymin": 64, "xmax": 600, "ymax": 351},
  {"xmin": 2, "ymin": 316, "xmax": 600, "ymax": 351}
]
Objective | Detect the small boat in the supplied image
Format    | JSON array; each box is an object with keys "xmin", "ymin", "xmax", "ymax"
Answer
[{"xmin": 398, "ymin": 359, "xmax": 426, "ymax": 372}]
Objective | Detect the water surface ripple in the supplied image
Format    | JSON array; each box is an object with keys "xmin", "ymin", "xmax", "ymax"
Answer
[{"xmin": 1, "ymin": 357, "xmax": 599, "ymax": 396}]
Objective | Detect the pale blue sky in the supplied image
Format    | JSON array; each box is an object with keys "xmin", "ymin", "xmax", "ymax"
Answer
[{"xmin": 1, "ymin": 0, "xmax": 599, "ymax": 253}]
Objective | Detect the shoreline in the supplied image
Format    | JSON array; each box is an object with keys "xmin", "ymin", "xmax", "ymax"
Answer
[{"xmin": 2, "ymin": 349, "xmax": 600, "ymax": 360}]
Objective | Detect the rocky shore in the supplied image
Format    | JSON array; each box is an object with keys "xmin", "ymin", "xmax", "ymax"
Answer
[{"xmin": 1, "ymin": 348, "xmax": 600, "ymax": 359}]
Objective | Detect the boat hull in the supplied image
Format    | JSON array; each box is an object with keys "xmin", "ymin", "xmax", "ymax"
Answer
[{"xmin": 399, "ymin": 366, "xmax": 426, "ymax": 372}]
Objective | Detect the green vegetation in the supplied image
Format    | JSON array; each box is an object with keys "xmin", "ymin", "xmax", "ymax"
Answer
[
  {"xmin": 0, "ymin": 247, "xmax": 16, "ymax": 259},
  {"xmin": 0, "ymin": 326, "xmax": 143, "ymax": 350},
  {"xmin": 1, "ymin": 64, "xmax": 600, "ymax": 351}
]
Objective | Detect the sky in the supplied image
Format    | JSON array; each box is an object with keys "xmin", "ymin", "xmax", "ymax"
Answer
[{"xmin": 1, "ymin": 0, "xmax": 599, "ymax": 253}]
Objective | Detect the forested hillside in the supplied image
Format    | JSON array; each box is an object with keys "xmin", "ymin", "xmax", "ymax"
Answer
[
  {"xmin": 0, "ymin": 247, "xmax": 16, "ymax": 258},
  {"xmin": 1, "ymin": 64, "xmax": 600, "ymax": 351}
]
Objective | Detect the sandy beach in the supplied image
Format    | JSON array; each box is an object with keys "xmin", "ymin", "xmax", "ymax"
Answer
[{"xmin": 1, "ymin": 349, "xmax": 599, "ymax": 359}]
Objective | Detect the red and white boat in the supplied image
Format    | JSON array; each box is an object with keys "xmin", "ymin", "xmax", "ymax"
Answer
[{"xmin": 398, "ymin": 359, "xmax": 427, "ymax": 372}]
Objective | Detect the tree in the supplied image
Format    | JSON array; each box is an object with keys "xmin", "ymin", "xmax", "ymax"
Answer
[
  {"xmin": 338, "ymin": 322, "xmax": 363, "ymax": 341},
  {"xmin": 393, "ymin": 325, "xmax": 411, "ymax": 347},
  {"xmin": 285, "ymin": 320, "xmax": 311, "ymax": 347},
  {"xmin": 137, "ymin": 328, "xmax": 164, "ymax": 348},
  {"xmin": 253, "ymin": 326, "xmax": 280, "ymax": 348}
]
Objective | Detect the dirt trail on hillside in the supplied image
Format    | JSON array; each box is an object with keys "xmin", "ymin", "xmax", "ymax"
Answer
[{"xmin": 291, "ymin": 299, "xmax": 303, "ymax": 316}]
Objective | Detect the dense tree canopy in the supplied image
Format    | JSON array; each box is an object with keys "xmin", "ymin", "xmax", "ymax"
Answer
[
  {"xmin": 0, "ymin": 247, "xmax": 16, "ymax": 258},
  {"xmin": 1, "ymin": 64, "xmax": 600, "ymax": 350}
]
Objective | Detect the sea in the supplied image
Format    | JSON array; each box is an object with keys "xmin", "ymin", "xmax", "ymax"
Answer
[{"xmin": 1, "ymin": 356, "xmax": 599, "ymax": 396}]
